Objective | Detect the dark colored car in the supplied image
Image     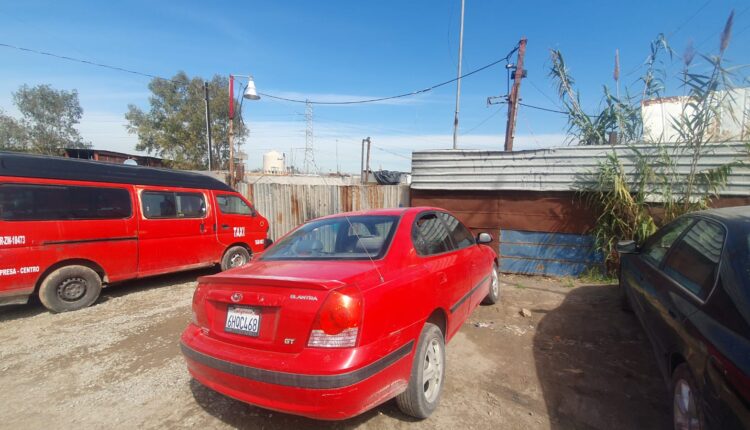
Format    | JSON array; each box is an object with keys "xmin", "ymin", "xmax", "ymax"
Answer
[{"xmin": 618, "ymin": 206, "xmax": 750, "ymax": 430}]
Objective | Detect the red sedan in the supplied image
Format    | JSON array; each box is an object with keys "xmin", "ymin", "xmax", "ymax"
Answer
[{"xmin": 180, "ymin": 207, "xmax": 499, "ymax": 420}]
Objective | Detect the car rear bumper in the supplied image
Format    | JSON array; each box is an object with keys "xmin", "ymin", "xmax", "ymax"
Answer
[{"xmin": 180, "ymin": 325, "xmax": 414, "ymax": 420}]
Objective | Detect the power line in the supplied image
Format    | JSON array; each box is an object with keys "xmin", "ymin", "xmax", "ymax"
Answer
[
  {"xmin": 0, "ymin": 41, "xmax": 519, "ymax": 106},
  {"xmin": 259, "ymin": 44, "xmax": 519, "ymax": 105},
  {"xmin": 0, "ymin": 42, "xmax": 183, "ymax": 84}
]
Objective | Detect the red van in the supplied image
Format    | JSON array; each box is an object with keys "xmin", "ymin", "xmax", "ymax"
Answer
[{"xmin": 0, "ymin": 152, "xmax": 270, "ymax": 313}]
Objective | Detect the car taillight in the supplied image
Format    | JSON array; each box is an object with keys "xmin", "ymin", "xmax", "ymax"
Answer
[
  {"xmin": 191, "ymin": 285, "xmax": 209, "ymax": 330},
  {"xmin": 308, "ymin": 286, "xmax": 363, "ymax": 348}
]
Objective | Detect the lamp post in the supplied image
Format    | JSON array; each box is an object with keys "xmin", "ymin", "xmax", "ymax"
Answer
[{"xmin": 228, "ymin": 74, "xmax": 260, "ymax": 188}]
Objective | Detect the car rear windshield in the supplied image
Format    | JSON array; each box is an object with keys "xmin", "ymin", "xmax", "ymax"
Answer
[{"xmin": 261, "ymin": 215, "xmax": 399, "ymax": 261}]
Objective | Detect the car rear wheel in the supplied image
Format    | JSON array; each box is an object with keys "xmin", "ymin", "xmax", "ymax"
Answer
[
  {"xmin": 672, "ymin": 364, "xmax": 705, "ymax": 430},
  {"xmin": 619, "ymin": 272, "xmax": 633, "ymax": 312},
  {"xmin": 38, "ymin": 265, "xmax": 102, "ymax": 313},
  {"xmin": 396, "ymin": 322, "xmax": 445, "ymax": 419},
  {"xmin": 221, "ymin": 246, "xmax": 251, "ymax": 271},
  {"xmin": 482, "ymin": 264, "xmax": 500, "ymax": 305}
]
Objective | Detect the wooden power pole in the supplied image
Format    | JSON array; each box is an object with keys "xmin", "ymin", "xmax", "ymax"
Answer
[{"xmin": 504, "ymin": 38, "xmax": 527, "ymax": 152}]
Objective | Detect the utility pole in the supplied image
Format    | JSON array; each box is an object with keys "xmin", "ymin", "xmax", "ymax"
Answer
[
  {"xmin": 504, "ymin": 37, "xmax": 527, "ymax": 152},
  {"xmin": 228, "ymin": 76, "xmax": 235, "ymax": 187},
  {"xmin": 304, "ymin": 100, "xmax": 314, "ymax": 174},
  {"xmin": 204, "ymin": 82, "xmax": 213, "ymax": 170},
  {"xmin": 452, "ymin": 0, "xmax": 466, "ymax": 149},
  {"xmin": 360, "ymin": 137, "xmax": 371, "ymax": 184}
]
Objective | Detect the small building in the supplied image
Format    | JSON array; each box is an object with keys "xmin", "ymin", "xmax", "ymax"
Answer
[
  {"xmin": 411, "ymin": 142, "xmax": 750, "ymax": 277},
  {"xmin": 642, "ymin": 88, "xmax": 750, "ymax": 143},
  {"xmin": 64, "ymin": 148, "xmax": 164, "ymax": 168}
]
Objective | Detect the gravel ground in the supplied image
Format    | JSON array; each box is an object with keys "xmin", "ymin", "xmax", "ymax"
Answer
[{"xmin": 0, "ymin": 270, "xmax": 670, "ymax": 429}]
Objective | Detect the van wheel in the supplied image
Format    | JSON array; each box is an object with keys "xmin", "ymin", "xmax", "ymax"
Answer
[
  {"xmin": 221, "ymin": 246, "xmax": 251, "ymax": 271},
  {"xmin": 39, "ymin": 265, "xmax": 102, "ymax": 313},
  {"xmin": 396, "ymin": 322, "xmax": 445, "ymax": 419}
]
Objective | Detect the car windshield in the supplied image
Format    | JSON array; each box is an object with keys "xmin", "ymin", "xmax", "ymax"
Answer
[{"xmin": 261, "ymin": 215, "xmax": 399, "ymax": 261}]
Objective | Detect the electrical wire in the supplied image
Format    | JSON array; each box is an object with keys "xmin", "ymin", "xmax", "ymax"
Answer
[
  {"xmin": 258, "ymin": 46, "xmax": 518, "ymax": 105},
  {"xmin": 0, "ymin": 41, "xmax": 519, "ymax": 106}
]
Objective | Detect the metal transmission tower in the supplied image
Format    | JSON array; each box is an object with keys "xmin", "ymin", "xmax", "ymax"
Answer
[{"xmin": 304, "ymin": 100, "xmax": 315, "ymax": 174}]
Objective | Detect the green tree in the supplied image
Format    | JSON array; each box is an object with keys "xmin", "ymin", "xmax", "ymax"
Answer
[
  {"xmin": 0, "ymin": 84, "xmax": 88, "ymax": 154},
  {"xmin": 0, "ymin": 111, "xmax": 27, "ymax": 151},
  {"xmin": 125, "ymin": 72, "xmax": 245, "ymax": 170}
]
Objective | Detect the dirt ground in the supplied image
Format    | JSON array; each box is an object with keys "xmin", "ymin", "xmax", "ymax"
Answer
[{"xmin": 0, "ymin": 270, "xmax": 671, "ymax": 430}]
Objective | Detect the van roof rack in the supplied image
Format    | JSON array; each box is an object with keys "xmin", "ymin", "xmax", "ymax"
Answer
[{"xmin": 0, "ymin": 152, "xmax": 234, "ymax": 191}]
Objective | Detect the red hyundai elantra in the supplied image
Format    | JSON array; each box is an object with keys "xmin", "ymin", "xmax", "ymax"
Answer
[{"xmin": 181, "ymin": 207, "xmax": 499, "ymax": 420}]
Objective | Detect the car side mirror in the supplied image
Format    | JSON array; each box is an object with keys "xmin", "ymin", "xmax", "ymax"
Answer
[
  {"xmin": 477, "ymin": 232, "xmax": 493, "ymax": 244},
  {"xmin": 616, "ymin": 240, "xmax": 638, "ymax": 254}
]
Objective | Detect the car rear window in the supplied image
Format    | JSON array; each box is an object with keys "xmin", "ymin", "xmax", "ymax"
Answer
[{"xmin": 261, "ymin": 215, "xmax": 398, "ymax": 260}]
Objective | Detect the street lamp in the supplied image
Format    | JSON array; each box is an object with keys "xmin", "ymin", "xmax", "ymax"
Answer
[{"xmin": 229, "ymin": 74, "xmax": 260, "ymax": 187}]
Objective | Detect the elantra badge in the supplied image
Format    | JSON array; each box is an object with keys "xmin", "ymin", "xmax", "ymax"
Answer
[{"xmin": 230, "ymin": 292, "xmax": 243, "ymax": 303}]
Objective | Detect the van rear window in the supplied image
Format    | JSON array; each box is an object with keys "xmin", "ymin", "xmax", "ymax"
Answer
[{"xmin": 0, "ymin": 184, "xmax": 132, "ymax": 221}]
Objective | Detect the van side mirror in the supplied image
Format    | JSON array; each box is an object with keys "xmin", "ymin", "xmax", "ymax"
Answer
[
  {"xmin": 616, "ymin": 240, "xmax": 638, "ymax": 254},
  {"xmin": 477, "ymin": 232, "xmax": 493, "ymax": 244}
]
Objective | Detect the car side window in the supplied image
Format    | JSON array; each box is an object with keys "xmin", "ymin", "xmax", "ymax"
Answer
[
  {"xmin": 438, "ymin": 212, "xmax": 475, "ymax": 250},
  {"xmin": 412, "ymin": 213, "xmax": 454, "ymax": 256},
  {"xmin": 216, "ymin": 194, "xmax": 255, "ymax": 216},
  {"xmin": 663, "ymin": 219, "xmax": 725, "ymax": 299},
  {"xmin": 641, "ymin": 217, "xmax": 693, "ymax": 266}
]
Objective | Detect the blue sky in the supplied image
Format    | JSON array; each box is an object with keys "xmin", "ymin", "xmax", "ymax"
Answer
[{"xmin": 1, "ymin": 0, "xmax": 749, "ymax": 173}]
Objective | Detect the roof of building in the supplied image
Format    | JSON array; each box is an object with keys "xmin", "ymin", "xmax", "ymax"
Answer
[
  {"xmin": 0, "ymin": 151, "xmax": 233, "ymax": 191},
  {"xmin": 411, "ymin": 142, "xmax": 750, "ymax": 199},
  {"xmin": 63, "ymin": 147, "xmax": 163, "ymax": 162}
]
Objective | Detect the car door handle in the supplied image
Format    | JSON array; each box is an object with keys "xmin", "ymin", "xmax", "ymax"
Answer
[
  {"xmin": 221, "ymin": 224, "xmax": 230, "ymax": 230},
  {"xmin": 438, "ymin": 272, "xmax": 448, "ymax": 285},
  {"xmin": 200, "ymin": 222, "xmax": 206, "ymax": 233}
]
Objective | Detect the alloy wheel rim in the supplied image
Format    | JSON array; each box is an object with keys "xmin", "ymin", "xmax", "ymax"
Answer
[
  {"xmin": 422, "ymin": 338, "xmax": 443, "ymax": 403},
  {"xmin": 57, "ymin": 277, "xmax": 87, "ymax": 302},
  {"xmin": 674, "ymin": 379, "xmax": 701, "ymax": 430}
]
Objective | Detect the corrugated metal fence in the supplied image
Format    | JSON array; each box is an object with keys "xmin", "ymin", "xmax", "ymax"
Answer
[
  {"xmin": 412, "ymin": 142, "xmax": 750, "ymax": 197},
  {"xmin": 238, "ymin": 183, "xmax": 409, "ymax": 241}
]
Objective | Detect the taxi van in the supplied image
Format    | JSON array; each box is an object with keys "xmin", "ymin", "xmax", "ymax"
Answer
[{"xmin": 0, "ymin": 152, "xmax": 269, "ymax": 312}]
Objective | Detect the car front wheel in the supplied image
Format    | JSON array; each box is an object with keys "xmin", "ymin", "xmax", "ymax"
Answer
[
  {"xmin": 396, "ymin": 322, "xmax": 445, "ymax": 419},
  {"xmin": 482, "ymin": 264, "xmax": 500, "ymax": 305}
]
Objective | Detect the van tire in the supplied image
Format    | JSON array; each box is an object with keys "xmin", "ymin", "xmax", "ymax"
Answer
[
  {"xmin": 221, "ymin": 246, "xmax": 251, "ymax": 271},
  {"xmin": 38, "ymin": 265, "xmax": 102, "ymax": 313}
]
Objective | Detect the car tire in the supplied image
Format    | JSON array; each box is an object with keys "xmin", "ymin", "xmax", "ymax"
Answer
[
  {"xmin": 482, "ymin": 264, "xmax": 500, "ymax": 305},
  {"xmin": 38, "ymin": 265, "xmax": 102, "ymax": 313},
  {"xmin": 396, "ymin": 322, "xmax": 445, "ymax": 419},
  {"xmin": 672, "ymin": 363, "xmax": 705, "ymax": 430},
  {"xmin": 221, "ymin": 246, "xmax": 251, "ymax": 271},
  {"xmin": 619, "ymin": 274, "xmax": 633, "ymax": 312}
]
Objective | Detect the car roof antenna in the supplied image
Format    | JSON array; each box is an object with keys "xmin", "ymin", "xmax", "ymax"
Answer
[{"xmin": 310, "ymin": 158, "xmax": 385, "ymax": 283}]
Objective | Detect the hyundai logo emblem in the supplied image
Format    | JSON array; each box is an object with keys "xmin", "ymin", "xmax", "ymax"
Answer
[{"xmin": 231, "ymin": 292, "xmax": 243, "ymax": 303}]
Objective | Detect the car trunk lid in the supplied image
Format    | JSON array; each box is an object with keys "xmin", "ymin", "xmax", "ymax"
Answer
[{"xmin": 195, "ymin": 260, "xmax": 380, "ymax": 353}]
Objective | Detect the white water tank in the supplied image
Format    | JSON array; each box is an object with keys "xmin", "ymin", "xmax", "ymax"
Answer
[{"xmin": 263, "ymin": 150, "xmax": 285, "ymax": 174}]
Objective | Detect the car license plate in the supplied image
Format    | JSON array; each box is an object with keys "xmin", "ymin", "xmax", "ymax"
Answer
[{"xmin": 224, "ymin": 306, "xmax": 261, "ymax": 337}]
